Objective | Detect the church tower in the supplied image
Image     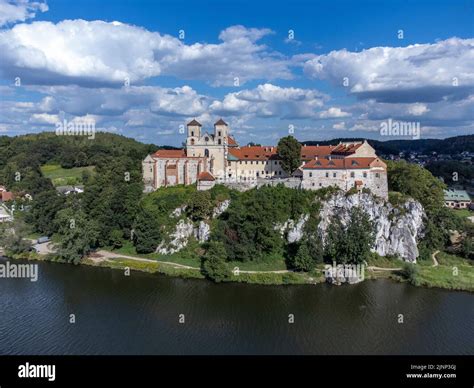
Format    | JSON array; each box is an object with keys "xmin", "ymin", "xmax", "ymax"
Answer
[
  {"xmin": 214, "ymin": 118, "xmax": 228, "ymax": 145},
  {"xmin": 187, "ymin": 119, "xmax": 202, "ymax": 146}
]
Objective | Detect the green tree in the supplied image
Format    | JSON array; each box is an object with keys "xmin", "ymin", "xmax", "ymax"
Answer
[
  {"xmin": 291, "ymin": 241, "xmax": 314, "ymax": 271},
  {"xmin": 277, "ymin": 136, "xmax": 301, "ymax": 174},
  {"xmin": 187, "ymin": 190, "xmax": 213, "ymax": 220},
  {"xmin": 109, "ymin": 229, "xmax": 124, "ymax": 249},
  {"xmin": 26, "ymin": 190, "xmax": 65, "ymax": 236},
  {"xmin": 0, "ymin": 219, "xmax": 32, "ymax": 255},
  {"xmin": 202, "ymin": 241, "xmax": 231, "ymax": 282},
  {"xmin": 133, "ymin": 206, "xmax": 161, "ymax": 254},
  {"xmin": 54, "ymin": 207, "xmax": 99, "ymax": 263},
  {"xmin": 402, "ymin": 262, "xmax": 420, "ymax": 285},
  {"xmin": 325, "ymin": 207, "xmax": 375, "ymax": 264}
]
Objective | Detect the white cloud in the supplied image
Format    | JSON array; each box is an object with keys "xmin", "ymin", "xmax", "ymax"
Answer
[
  {"xmin": 0, "ymin": 21, "xmax": 292, "ymax": 86},
  {"xmin": 210, "ymin": 83, "xmax": 327, "ymax": 119},
  {"xmin": 0, "ymin": 0, "xmax": 48, "ymax": 26},
  {"xmin": 304, "ymin": 38, "xmax": 474, "ymax": 102},
  {"xmin": 407, "ymin": 103, "xmax": 429, "ymax": 116},
  {"xmin": 318, "ymin": 107, "xmax": 351, "ymax": 118},
  {"xmin": 332, "ymin": 121, "xmax": 346, "ymax": 130},
  {"xmin": 29, "ymin": 112, "xmax": 58, "ymax": 124}
]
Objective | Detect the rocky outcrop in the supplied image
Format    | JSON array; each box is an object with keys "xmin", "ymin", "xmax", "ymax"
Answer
[
  {"xmin": 156, "ymin": 219, "xmax": 194, "ymax": 254},
  {"xmin": 212, "ymin": 200, "xmax": 230, "ymax": 218},
  {"xmin": 194, "ymin": 221, "xmax": 211, "ymax": 243},
  {"xmin": 318, "ymin": 192, "xmax": 425, "ymax": 262},
  {"xmin": 287, "ymin": 214, "xmax": 309, "ymax": 243},
  {"xmin": 170, "ymin": 205, "xmax": 186, "ymax": 218}
]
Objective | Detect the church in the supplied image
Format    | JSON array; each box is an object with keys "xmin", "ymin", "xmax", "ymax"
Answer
[{"xmin": 142, "ymin": 119, "xmax": 388, "ymax": 199}]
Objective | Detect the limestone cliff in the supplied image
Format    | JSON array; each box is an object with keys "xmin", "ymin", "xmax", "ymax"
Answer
[{"xmin": 317, "ymin": 193, "xmax": 425, "ymax": 262}]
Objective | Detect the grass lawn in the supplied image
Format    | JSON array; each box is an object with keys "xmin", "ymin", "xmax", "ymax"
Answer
[
  {"xmin": 450, "ymin": 208, "xmax": 472, "ymax": 220},
  {"xmin": 40, "ymin": 164, "xmax": 95, "ymax": 186},
  {"xmin": 226, "ymin": 258, "xmax": 288, "ymax": 271},
  {"xmin": 108, "ymin": 240, "xmax": 202, "ymax": 268},
  {"xmin": 416, "ymin": 252, "xmax": 474, "ymax": 292}
]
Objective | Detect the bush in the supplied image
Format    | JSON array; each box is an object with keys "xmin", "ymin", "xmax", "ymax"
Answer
[
  {"xmin": 202, "ymin": 241, "xmax": 231, "ymax": 282},
  {"xmin": 402, "ymin": 262, "xmax": 420, "ymax": 285}
]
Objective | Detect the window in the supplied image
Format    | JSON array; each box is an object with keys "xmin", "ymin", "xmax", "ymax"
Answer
[
  {"xmin": 325, "ymin": 172, "xmax": 329, "ymax": 178},
  {"xmin": 218, "ymin": 131, "xmax": 222, "ymax": 136},
  {"xmin": 309, "ymin": 172, "xmax": 313, "ymax": 177},
  {"xmin": 350, "ymin": 172, "xmax": 355, "ymax": 178},
  {"xmin": 319, "ymin": 183, "xmax": 322, "ymax": 187},
  {"xmin": 251, "ymin": 161, "xmax": 253, "ymax": 165},
  {"xmin": 312, "ymin": 183, "xmax": 315, "ymax": 187},
  {"xmin": 376, "ymin": 173, "xmax": 380, "ymax": 178},
  {"xmin": 205, "ymin": 137, "xmax": 209, "ymax": 142},
  {"xmin": 191, "ymin": 131, "xmax": 194, "ymax": 136},
  {"xmin": 218, "ymin": 139, "xmax": 222, "ymax": 145},
  {"xmin": 363, "ymin": 172, "xmax": 367, "ymax": 178},
  {"xmin": 204, "ymin": 149, "xmax": 209, "ymax": 157},
  {"xmin": 279, "ymin": 171, "xmax": 282, "ymax": 175},
  {"xmin": 191, "ymin": 139, "xmax": 195, "ymax": 145},
  {"xmin": 333, "ymin": 172, "xmax": 337, "ymax": 178}
]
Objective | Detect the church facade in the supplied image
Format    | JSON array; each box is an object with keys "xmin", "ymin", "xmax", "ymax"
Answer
[{"xmin": 143, "ymin": 119, "xmax": 388, "ymax": 199}]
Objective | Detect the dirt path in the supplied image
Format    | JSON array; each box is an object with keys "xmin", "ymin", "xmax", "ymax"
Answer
[
  {"xmin": 97, "ymin": 250, "xmax": 293, "ymax": 274},
  {"xmin": 432, "ymin": 250, "xmax": 440, "ymax": 267},
  {"xmin": 96, "ymin": 250, "xmax": 199, "ymax": 269},
  {"xmin": 367, "ymin": 266, "xmax": 402, "ymax": 271}
]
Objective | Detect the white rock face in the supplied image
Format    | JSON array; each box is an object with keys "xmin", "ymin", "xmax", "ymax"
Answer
[
  {"xmin": 194, "ymin": 221, "xmax": 211, "ymax": 243},
  {"xmin": 212, "ymin": 199, "xmax": 230, "ymax": 218},
  {"xmin": 287, "ymin": 214, "xmax": 309, "ymax": 243},
  {"xmin": 156, "ymin": 219, "xmax": 194, "ymax": 254},
  {"xmin": 170, "ymin": 205, "xmax": 186, "ymax": 218},
  {"xmin": 318, "ymin": 193, "xmax": 425, "ymax": 262}
]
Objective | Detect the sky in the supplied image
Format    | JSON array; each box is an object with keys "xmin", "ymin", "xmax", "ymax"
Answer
[{"xmin": 0, "ymin": 0, "xmax": 473, "ymax": 146}]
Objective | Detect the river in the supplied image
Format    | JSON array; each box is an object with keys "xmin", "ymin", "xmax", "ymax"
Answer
[{"xmin": 0, "ymin": 258, "xmax": 473, "ymax": 355}]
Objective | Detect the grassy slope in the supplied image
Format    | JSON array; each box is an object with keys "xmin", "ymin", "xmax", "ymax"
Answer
[{"xmin": 40, "ymin": 164, "xmax": 95, "ymax": 186}]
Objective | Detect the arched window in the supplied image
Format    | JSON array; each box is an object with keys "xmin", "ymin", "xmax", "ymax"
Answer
[
  {"xmin": 218, "ymin": 139, "xmax": 222, "ymax": 145},
  {"xmin": 205, "ymin": 137, "xmax": 209, "ymax": 142},
  {"xmin": 205, "ymin": 149, "xmax": 209, "ymax": 157},
  {"xmin": 191, "ymin": 131, "xmax": 194, "ymax": 136},
  {"xmin": 191, "ymin": 139, "xmax": 195, "ymax": 145}
]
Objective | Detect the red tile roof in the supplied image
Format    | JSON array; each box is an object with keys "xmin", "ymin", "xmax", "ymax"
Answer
[
  {"xmin": 331, "ymin": 142, "xmax": 363, "ymax": 155},
  {"xmin": 301, "ymin": 145, "xmax": 336, "ymax": 160},
  {"xmin": 227, "ymin": 136, "xmax": 238, "ymax": 146},
  {"xmin": 153, "ymin": 149, "xmax": 187, "ymax": 158},
  {"xmin": 228, "ymin": 146, "xmax": 279, "ymax": 160},
  {"xmin": 227, "ymin": 145, "xmax": 337, "ymax": 161},
  {"xmin": 1, "ymin": 191, "xmax": 14, "ymax": 201},
  {"xmin": 197, "ymin": 171, "xmax": 215, "ymax": 181},
  {"xmin": 303, "ymin": 157, "xmax": 381, "ymax": 169}
]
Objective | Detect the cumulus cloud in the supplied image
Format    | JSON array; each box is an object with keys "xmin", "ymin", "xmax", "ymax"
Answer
[
  {"xmin": 210, "ymin": 83, "xmax": 327, "ymax": 119},
  {"xmin": 304, "ymin": 38, "xmax": 474, "ymax": 103},
  {"xmin": 0, "ymin": 21, "xmax": 292, "ymax": 86},
  {"xmin": 0, "ymin": 0, "xmax": 48, "ymax": 26},
  {"xmin": 318, "ymin": 107, "xmax": 351, "ymax": 119}
]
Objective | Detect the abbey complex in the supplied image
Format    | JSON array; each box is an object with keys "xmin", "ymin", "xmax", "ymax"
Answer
[{"xmin": 143, "ymin": 119, "xmax": 388, "ymax": 199}]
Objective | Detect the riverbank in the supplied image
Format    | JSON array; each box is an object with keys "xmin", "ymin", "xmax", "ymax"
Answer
[{"xmin": 3, "ymin": 246, "xmax": 472, "ymax": 291}]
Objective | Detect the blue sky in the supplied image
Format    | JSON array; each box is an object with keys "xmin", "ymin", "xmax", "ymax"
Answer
[{"xmin": 0, "ymin": 0, "xmax": 473, "ymax": 146}]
